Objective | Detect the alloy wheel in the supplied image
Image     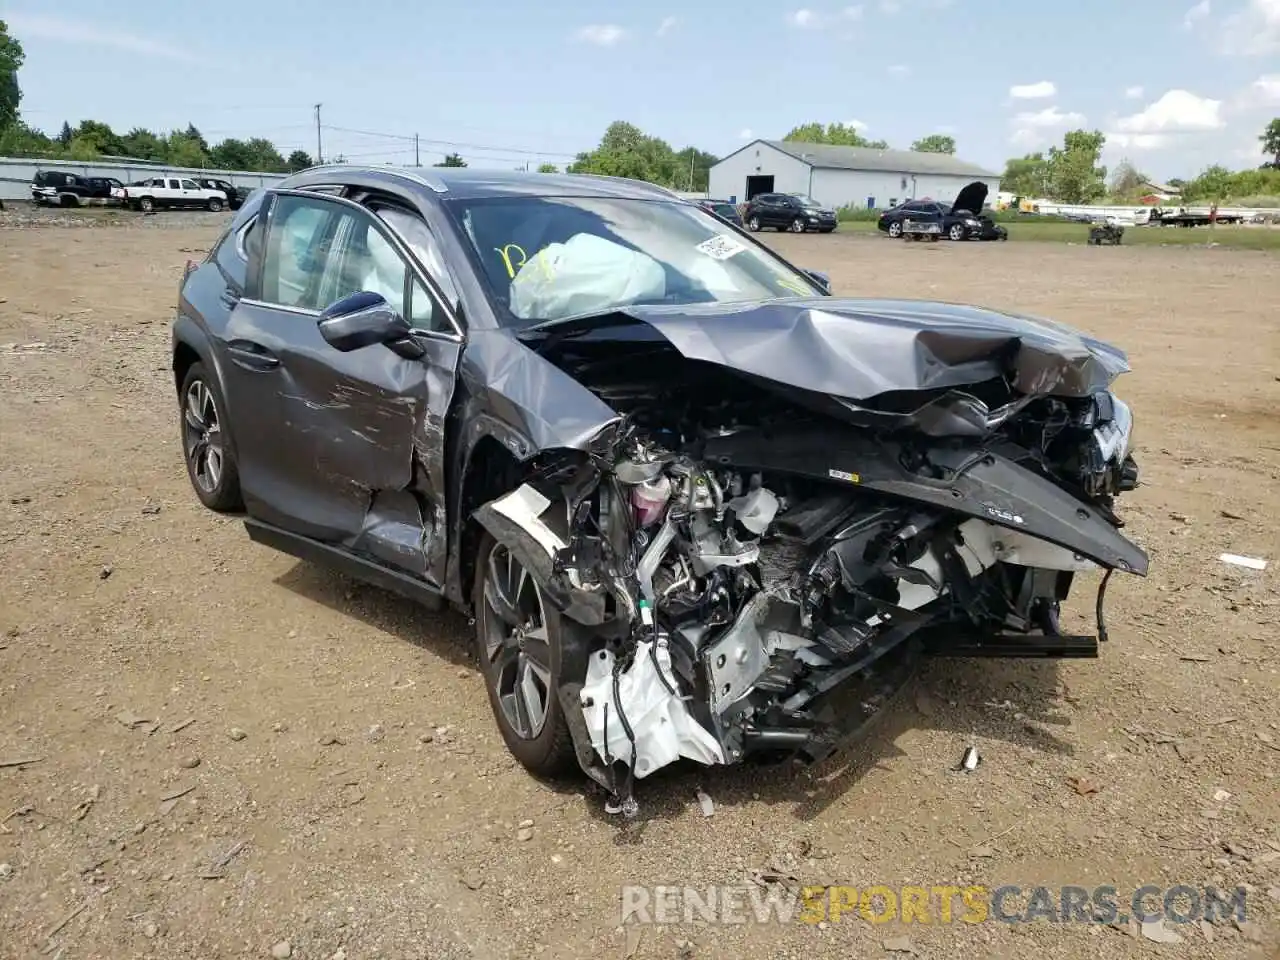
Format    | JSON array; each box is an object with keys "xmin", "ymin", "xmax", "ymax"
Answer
[
  {"xmin": 183, "ymin": 379, "xmax": 224, "ymax": 494},
  {"xmin": 791, "ymin": 218, "xmax": 805, "ymax": 233},
  {"xmin": 888, "ymin": 221, "xmax": 902, "ymax": 237},
  {"xmin": 748, "ymin": 216, "xmax": 760, "ymax": 231},
  {"xmin": 481, "ymin": 543, "xmax": 553, "ymax": 740}
]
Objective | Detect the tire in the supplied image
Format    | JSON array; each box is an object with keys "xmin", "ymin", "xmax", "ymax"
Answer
[
  {"xmin": 887, "ymin": 221, "xmax": 903, "ymax": 238},
  {"xmin": 948, "ymin": 223, "xmax": 967, "ymax": 241},
  {"xmin": 473, "ymin": 532, "xmax": 576, "ymax": 777},
  {"xmin": 747, "ymin": 215, "xmax": 761, "ymax": 232},
  {"xmin": 179, "ymin": 361, "xmax": 243, "ymax": 512},
  {"xmin": 138, "ymin": 197, "xmax": 155, "ymax": 214},
  {"xmin": 790, "ymin": 218, "xmax": 805, "ymax": 233},
  {"xmin": 60, "ymin": 194, "xmax": 79, "ymax": 208},
  {"xmin": 207, "ymin": 197, "xmax": 223, "ymax": 212}
]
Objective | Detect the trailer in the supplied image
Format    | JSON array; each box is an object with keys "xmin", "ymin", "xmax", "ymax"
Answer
[{"xmin": 1150, "ymin": 208, "xmax": 1247, "ymax": 228}]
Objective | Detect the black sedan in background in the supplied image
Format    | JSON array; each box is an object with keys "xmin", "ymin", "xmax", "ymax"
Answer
[
  {"xmin": 744, "ymin": 193, "xmax": 838, "ymax": 233},
  {"xmin": 697, "ymin": 198, "xmax": 744, "ymax": 227},
  {"xmin": 877, "ymin": 181, "xmax": 1007, "ymax": 241}
]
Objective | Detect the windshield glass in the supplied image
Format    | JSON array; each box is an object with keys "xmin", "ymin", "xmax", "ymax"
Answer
[
  {"xmin": 791, "ymin": 194, "xmax": 822, "ymax": 208},
  {"xmin": 711, "ymin": 203, "xmax": 739, "ymax": 218},
  {"xmin": 446, "ymin": 196, "xmax": 825, "ymax": 328}
]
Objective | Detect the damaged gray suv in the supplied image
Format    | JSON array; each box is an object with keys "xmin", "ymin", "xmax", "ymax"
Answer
[{"xmin": 173, "ymin": 166, "xmax": 1147, "ymax": 814}]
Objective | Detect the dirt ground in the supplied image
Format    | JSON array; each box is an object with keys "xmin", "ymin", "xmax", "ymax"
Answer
[{"xmin": 1, "ymin": 210, "xmax": 1279, "ymax": 960}]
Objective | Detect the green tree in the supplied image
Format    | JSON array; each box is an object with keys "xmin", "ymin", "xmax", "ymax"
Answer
[
  {"xmin": 673, "ymin": 146, "xmax": 718, "ymax": 191},
  {"xmin": 435, "ymin": 152, "xmax": 467, "ymax": 167},
  {"xmin": 165, "ymin": 130, "xmax": 207, "ymax": 168},
  {"xmin": 287, "ymin": 149, "xmax": 313, "ymax": 171},
  {"xmin": 57, "ymin": 121, "xmax": 73, "ymax": 147},
  {"xmin": 72, "ymin": 120, "xmax": 125, "ymax": 156},
  {"xmin": 0, "ymin": 20, "xmax": 22, "ymax": 130},
  {"xmin": 1261, "ymin": 118, "xmax": 1280, "ymax": 167},
  {"xmin": 783, "ymin": 122, "xmax": 889, "ymax": 149},
  {"xmin": 184, "ymin": 123, "xmax": 210, "ymax": 155},
  {"xmin": 1000, "ymin": 153, "xmax": 1050, "ymax": 197},
  {"xmin": 1181, "ymin": 165, "xmax": 1233, "ymax": 203},
  {"xmin": 120, "ymin": 127, "xmax": 166, "ymax": 161},
  {"xmin": 1108, "ymin": 160, "xmax": 1147, "ymax": 202},
  {"xmin": 568, "ymin": 121, "xmax": 720, "ymax": 188},
  {"xmin": 910, "ymin": 134, "xmax": 956, "ymax": 154},
  {"xmin": 0, "ymin": 121, "xmax": 55, "ymax": 157},
  {"xmin": 209, "ymin": 138, "xmax": 252, "ymax": 169},
  {"xmin": 536, "ymin": 162, "xmax": 559, "ymax": 173},
  {"xmin": 244, "ymin": 137, "xmax": 286, "ymax": 172},
  {"xmin": 1045, "ymin": 129, "xmax": 1107, "ymax": 203}
]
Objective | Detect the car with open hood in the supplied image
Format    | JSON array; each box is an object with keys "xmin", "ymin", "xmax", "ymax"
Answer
[
  {"xmin": 878, "ymin": 181, "xmax": 1007, "ymax": 241},
  {"xmin": 172, "ymin": 166, "xmax": 1145, "ymax": 816}
]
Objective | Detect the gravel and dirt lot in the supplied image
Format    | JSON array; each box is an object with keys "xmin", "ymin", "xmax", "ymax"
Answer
[{"xmin": 2, "ymin": 209, "xmax": 1278, "ymax": 960}]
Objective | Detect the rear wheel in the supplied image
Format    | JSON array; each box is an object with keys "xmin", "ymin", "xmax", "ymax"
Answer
[
  {"xmin": 473, "ymin": 533, "xmax": 576, "ymax": 776},
  {"xmin": 179, "ymin": 362, "xmax": 242, "ymax": 512},
  {"xmin": 747, "ymin": 215, "xmax": 761, "ymax": 231},
  {"xmin": 138, "ymin": 196, "xmax": 155, "ymax": 214}
]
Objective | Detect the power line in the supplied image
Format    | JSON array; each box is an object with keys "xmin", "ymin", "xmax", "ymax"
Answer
[{"xmin": 320, "ymin": 123, "xmax": 578, "ymax": 159}]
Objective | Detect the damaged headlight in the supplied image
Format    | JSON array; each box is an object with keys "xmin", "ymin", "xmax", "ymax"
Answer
[{"xmin": 1091, "ymin": 393, "xmax": 1132, "ymax": 465}]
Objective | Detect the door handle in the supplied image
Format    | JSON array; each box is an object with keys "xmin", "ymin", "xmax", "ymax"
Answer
[{"xmin": 227, "ymin": 340, "xmax": 280, "ymax": 371}]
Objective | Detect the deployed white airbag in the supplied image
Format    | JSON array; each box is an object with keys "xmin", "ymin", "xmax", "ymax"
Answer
[{"xmin": 509, "ymin": 233, "xmax": 666, "ymax": 320}]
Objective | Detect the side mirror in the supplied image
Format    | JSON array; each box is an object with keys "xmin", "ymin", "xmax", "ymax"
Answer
[
  {"xmin": 803, "ymin": 269, "xmax": 832, "ymax": 293},
  {"xmin": 317, "ymin": 291, "xmax": 422, "ymax": 358}
]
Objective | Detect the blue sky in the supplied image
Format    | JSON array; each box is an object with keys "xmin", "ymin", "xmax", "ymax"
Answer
[{"xmin": 5, "ymin": 0, "xmax": 1279, "ymax": 179}]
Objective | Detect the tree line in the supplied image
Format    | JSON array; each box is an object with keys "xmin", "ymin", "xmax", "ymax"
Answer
[{"xmin": 4, "ymin": 19, "xmax": 1276, "ymax": 201}]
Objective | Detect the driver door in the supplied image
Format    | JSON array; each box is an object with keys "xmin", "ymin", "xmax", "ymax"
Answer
[{"xmin": 218, "ymin": 191, "xmax": 460, "ymax": 586}]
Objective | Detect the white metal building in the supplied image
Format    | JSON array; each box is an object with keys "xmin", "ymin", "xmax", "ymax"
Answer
[{"xmin": 709, "ymin": 140, "xmax": 1001, "ymax": 211}]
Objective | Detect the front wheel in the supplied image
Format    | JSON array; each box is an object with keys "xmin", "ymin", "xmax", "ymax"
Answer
[
  {"xmin": 887, "ymin": 221, "xmax": 903, "ymax": 238},
  {"xmin": 474, "ymin": 533, "xmax": 577, "ymax": 777},
  {"xmin": 207, "ymin": 197, "xmax": 223, "ymax": 212},
  {"xmin": 179, "ymin": 362, "xmax": 242, "ymax": 512},
  {"xmin": 948, "ymin": 223, "xmax": 967, "ymax": 241},
  {"xmin": 790, "ymin": 218, "xmax": 806, "ymax": 233}
]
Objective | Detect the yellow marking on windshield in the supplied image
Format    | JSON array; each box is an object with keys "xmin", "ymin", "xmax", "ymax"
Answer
[
  {"xmin": 495, "ymin": 243, "xmax": 528, "ymax": 279},
  {"xmin": 776, "ymin": 276, "xmax": 813, "ymax": 296}
]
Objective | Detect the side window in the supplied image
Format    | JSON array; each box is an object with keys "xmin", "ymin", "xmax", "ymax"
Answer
[
  {"xmin": 261, "ymin": 194, "xmax": 409, "ymax": 316},
  {"xmin": 408, "ymin": 279, "xmax": 437, "ymax": 331},
  {"xmin": 376, "ymin": 207, "xmax": 459, "ymax": 322},
  {"xmin": 181, "ymin": 179, "xmax": 199, "ymax": 190}
]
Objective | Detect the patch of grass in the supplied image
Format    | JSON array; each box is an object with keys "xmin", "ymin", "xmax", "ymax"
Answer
[{"xmin": 829, "ymin": 219, "xmax": 1280, "ymax": 249}]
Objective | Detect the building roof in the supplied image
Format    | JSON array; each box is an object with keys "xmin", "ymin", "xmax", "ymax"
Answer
[
  {"xmin": 1140, "ymin": 178, "xmax": 1178, "ymax": 194},
  {"xmin": 760, "ymin": 140, "xmax": 1000, "ymax": 178}
]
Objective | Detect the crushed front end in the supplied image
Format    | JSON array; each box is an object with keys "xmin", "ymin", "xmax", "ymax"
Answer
[{"xmin": 473, "ymin": 301, "xmax": 1148, "ymax": 813}]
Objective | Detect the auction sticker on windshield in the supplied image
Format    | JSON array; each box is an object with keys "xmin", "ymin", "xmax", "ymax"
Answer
[{"xmin": 696, "ymin": 234, "xmax": 747, "ymax": 261}]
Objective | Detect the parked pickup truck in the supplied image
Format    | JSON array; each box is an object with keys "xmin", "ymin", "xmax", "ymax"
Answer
[{"xmin": 124, "ymin": 177, "xmax": 227, "ymax": 213}]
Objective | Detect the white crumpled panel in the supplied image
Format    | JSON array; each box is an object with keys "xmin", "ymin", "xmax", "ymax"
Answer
[{"xmin": 509, "ymin": 233, "xmax": 666, "ymax": 320}]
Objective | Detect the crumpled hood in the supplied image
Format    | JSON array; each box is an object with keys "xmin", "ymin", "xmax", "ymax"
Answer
[{"xmin": 545, "ymin": 297, "xmax": 1130, "ymax": 401}]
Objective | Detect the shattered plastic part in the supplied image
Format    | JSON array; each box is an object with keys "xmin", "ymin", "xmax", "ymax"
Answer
[{"xmin": 580, "ymin": 643, "xmax": 725, "ymax": 777}]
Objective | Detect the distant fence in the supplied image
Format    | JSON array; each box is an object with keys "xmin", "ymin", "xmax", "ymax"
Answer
[{"xmin": 0, "ymin": 156, "xmax": 289, "ymax": 203}]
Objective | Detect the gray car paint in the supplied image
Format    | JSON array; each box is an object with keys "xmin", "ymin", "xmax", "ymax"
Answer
[{"xmin": 176, "ymin": 166, "xmax": 1139, "ymax": 615}]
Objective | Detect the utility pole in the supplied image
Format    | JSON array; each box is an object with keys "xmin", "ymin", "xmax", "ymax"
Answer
[
  {"xmin": 414, "ymin": 134, "xmax": 420, "ymax": 167},
  {"xmin": 689, "ymin": 152, "xmax": 696, "ymax": 192},
  {"xmin": 314, "ymin": 104, "xmax": 323, "ymax": 164}
]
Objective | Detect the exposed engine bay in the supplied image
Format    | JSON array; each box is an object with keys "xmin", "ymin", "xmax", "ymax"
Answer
[{"xmin": 473, "ymin": 306, "xmax": 1147, "ymax": 815}]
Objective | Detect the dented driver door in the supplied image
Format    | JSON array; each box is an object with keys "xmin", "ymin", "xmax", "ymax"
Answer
[{"xmin": 221, "ymin": 191, "xmax": 459, "ymax": 587}]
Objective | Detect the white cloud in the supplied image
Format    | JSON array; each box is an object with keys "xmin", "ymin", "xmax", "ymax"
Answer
[
  {"xmin": 1219, "ymin": 0, "xmax": 1280, "ymax": 54},
  {"xmin": 1250, "ymin": 73, "xmax": 1280, "ymax": 101},
  {"xmin": 656, "ymin": 16, "xmax": 677, "ymax": 36},
  {"xmin": 1125, "ymin": 85, "xmax": 1145, "ymax": 99},
  {"xmin": 1009, "ymin": 106, "xmax": 1087, "ymax": 147},
  {"xmin": 1114, "ymin": 89, "xmax": 1225, "ymax": 133},
  {"xmin": 845, "ymin": 119, "xmax": 869, "ymax": 130},
  {"xmin": 1108, "ymin": 133, "xmax": 1171, "ymax": 150},
  {"xmin": 880, "ymin": 0, "xmax": 902, "ymax": 13},
  {"xmin": 4, "ymin": 13, "xmax": 201, "ymax": 62},
  {"xmin": 1183, "ymin": 0, "xmax": 1211, "ymax": 30},
  {"xmin": 789, "ymin": 9, "xmax": 818, "ymax": 26},
  {"xmin": 843, "ymin": 5, "xmax": 865, "ymax": 20},
  {"xmin": 1009, "ymin": 81, "xmax": 1057, "ymax": 99},
  {"xmin": 573, "ymin": 24, "xmax": 625, "ymax": 46},
  {"xmin": 888, "ymin": 63, "xmax": 911, "ymax": 76},
  {"xmin": 739, "ymin": 128, "xmax": 754, "ymax": 139}
]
